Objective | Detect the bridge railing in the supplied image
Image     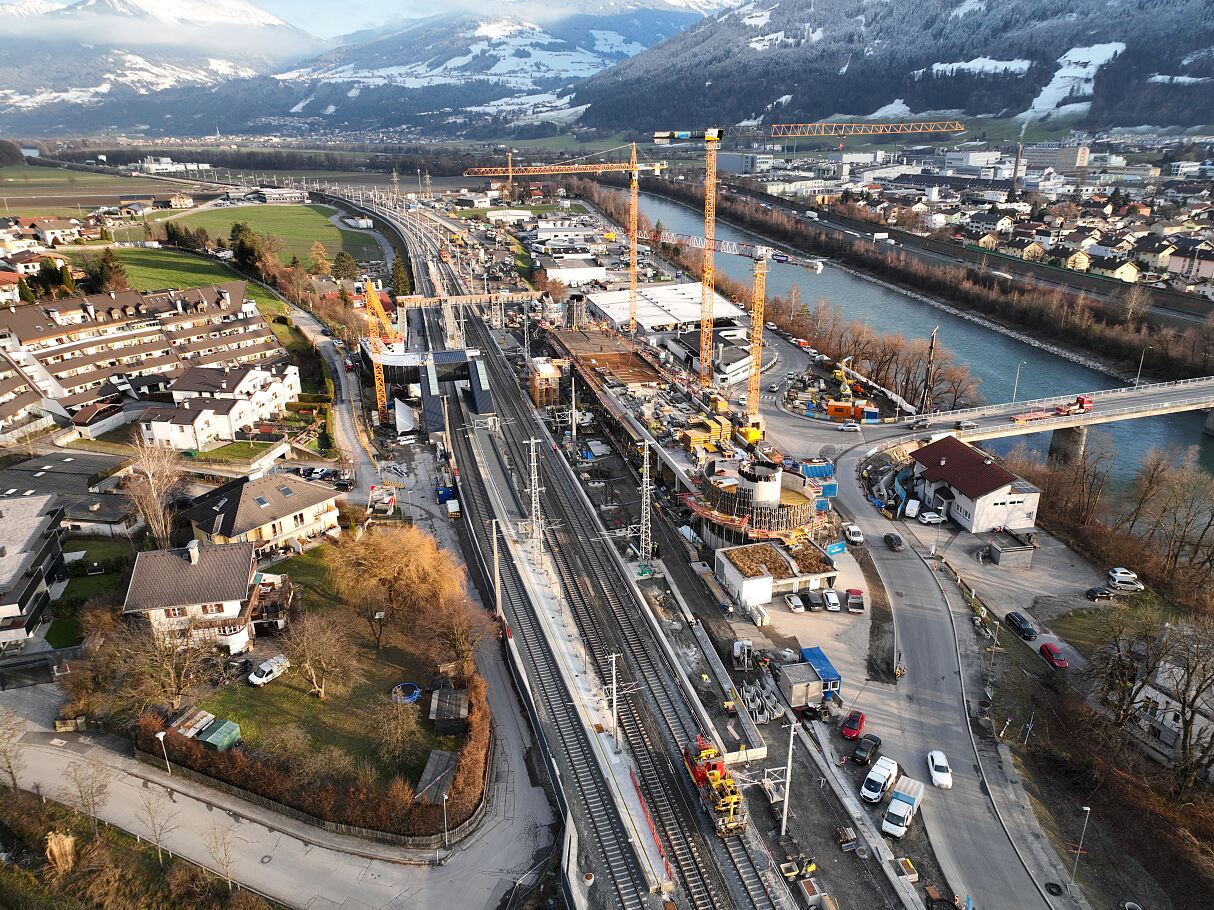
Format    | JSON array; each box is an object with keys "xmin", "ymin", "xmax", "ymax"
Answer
[
  {"xmin": 956, "ymin": 392, "xmax": 1214, "ymax": 436},
  {"xmin": 919, "ymin": 375, "xmax": 1214, "ymax": 421}
]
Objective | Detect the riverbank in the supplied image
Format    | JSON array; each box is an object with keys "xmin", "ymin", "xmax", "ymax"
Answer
[{"xmin": 632, "ymin": 183, "xmax": 1139, "ymax": 384}]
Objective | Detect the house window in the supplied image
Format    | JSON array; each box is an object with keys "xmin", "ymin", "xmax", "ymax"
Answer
[
  {"xmin": 293, "ymin": 513, "xmax": 305, "ymax": 528},
  {"xmin": 163, "ymin": 607, "xmax": 187, "ymax": 618},
  {"xmin": 201, "ymin": 603, "xmax": 224, "ymax": 615}
]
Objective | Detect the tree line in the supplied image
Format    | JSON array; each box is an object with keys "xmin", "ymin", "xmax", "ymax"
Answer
[{"xmin": 635, "ymin": 176, "xmax": 1214, "ymax": 381}]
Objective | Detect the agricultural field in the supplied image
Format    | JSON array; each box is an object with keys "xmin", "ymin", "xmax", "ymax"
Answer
[
  {"xmin": 0, "ymin": 163, "xmax": 200, "ymax": 218},
  {"xmin": 150, "ymin": 203, "xmax": 382, "ymax": 265}
]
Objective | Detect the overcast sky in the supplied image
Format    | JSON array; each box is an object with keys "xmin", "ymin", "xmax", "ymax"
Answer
[{"xmin": 258, "ymin": 0, "xmax": 434, "ymax": 38}]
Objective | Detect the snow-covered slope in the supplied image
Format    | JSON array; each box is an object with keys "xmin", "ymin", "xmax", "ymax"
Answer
[
  {"xmin": 572, "ymin": 0, "xmax": 1214, "ymax": 131},
  {"xmin": 0, "ymin": 0, "xmax": 316, "ymax": 110}
]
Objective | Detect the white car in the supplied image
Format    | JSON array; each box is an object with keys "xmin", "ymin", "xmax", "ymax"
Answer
[
  {"xmin": 822, "ymin": 590, "xmax": 842, "ymax": 612},
  {"xmin": 927, "ymin": 750, "xmax": 953, "ymax": 789},
  {"xmin": 844, "ymin": 524, "xmax": 865, "ymax": 546},
  {"xmin": 784, "ymin": 593, "xmax": 806, "ymax": 613},
  {"xmin": 838, "ymin": 421, "xmax": 862, "ymax": 432},
  {"xmin": 249, "ymin": 655, "xmax": 290, "ymax": 687},
  {"xmin": 1107, "ymin": 567, "xmax": 1138, "ymax": 584},
  {"xmin": 918, "ymin": 511, "xmax": 945, "ymax": 525}
]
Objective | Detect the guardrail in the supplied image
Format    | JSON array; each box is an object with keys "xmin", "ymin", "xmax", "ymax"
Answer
[
  {"xmin": 957, "ymin": 392, "xmax": 1214, "ymax": 435},
  {"xmin": 919, "ymin": 375, "xmax": 1214, "ymax": 421}
]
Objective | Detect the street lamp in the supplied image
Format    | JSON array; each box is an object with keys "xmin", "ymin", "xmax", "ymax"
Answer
[
  {"xmin": 154, "ymin": 730, "xmax": 171, "ymax": 775},
  {"xmin": 1069, "ymin": 806, "xmax": 1091, "ymax": 891},
  {"xmin": 442, "ymin": 793, "xmax": 449, "ymax": 847},
  {"xmin": 1134, "ymin": 346, "xmax": 1153, "ymax": 388},
  {"xmin": 1011, "ymin": 361, "xmax": 1027, "ymax": 403}
]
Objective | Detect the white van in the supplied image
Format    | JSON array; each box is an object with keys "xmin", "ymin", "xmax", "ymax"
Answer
[{"xmin": 903, "ymin": 499, "xmax": 921, "ymax": 519}]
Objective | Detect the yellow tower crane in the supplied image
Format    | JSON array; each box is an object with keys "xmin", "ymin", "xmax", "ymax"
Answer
[
  {"xmin": 655, "ymin": 120, "xmax": 965, "ymax": 388},
  {"xmin": 464, "ymin": 145, "xmax": 666, "ymax": 334},
  {"xmin": 645, "ymin": 229, "xmax": 815, "ymax": 426},
  {"xmin": 362, "ymin": 287, "xmax": 402, "ymax": 418}
]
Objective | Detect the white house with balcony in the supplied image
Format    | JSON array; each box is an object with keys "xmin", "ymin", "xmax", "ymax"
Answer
[
  {"xmin": 123, "ymin": 541, "xmax": 258, "ymax": 653},
  {"xmin": 168, "ymin": 363, "xmax": 300, "ymax": 419},
  {"xmin": 137, "ymin": 397, "xmax": 259, "ymax": 451},
  {"xmin": 181, "ymin": 474, "xmax": 340, "ymax": 558}
]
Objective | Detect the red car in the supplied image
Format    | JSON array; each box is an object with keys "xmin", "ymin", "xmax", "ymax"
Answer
[
  {"xmin": 841, "ymin": 710, "xmax": 866, "ymax": 740},
  {"xmin": 1039, "ymin": 642, "xmax": 1069, "ymax": 670}
]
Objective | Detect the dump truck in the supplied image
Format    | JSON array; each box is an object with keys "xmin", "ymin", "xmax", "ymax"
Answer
[
  {"xmin": 881, "ymin": 777, "xmax": 925, "ymax": 838},
  {"xmin": 1055, "ymin": 395, "xmax": 1094, "ymax": 416}
]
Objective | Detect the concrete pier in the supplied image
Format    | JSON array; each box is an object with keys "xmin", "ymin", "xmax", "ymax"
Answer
[
  {"xmin": 1204, "ymin": 409, "xmax": 1214, "ymax": 437},
  {"xmin": 1047, "ymin": 424, "xmax": 1087, "ymax": 463}
]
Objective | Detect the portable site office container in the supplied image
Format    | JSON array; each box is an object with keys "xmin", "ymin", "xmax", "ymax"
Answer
[{"xmin": 447, "ymin": 499, "xmax": 461, "ymax": 519}]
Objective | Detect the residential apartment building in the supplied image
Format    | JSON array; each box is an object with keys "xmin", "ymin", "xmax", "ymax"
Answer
[
  {"xmin": 137, "ymin": 397, "xmax": 259, "ymax": 451},
  {"xmin": 0, "ymin": 281, "xmax": 285, "ymax": 431},
  {"xmin": 183, "ymin": 474, "xmax": 340, "ymax": 557},
  {"xmin": 122, "ymin": 540, "xmax": 294, "ymax": 654},
  {"xmin": 0, "ymin": 494, "xmax": 66, "ymax": 647}
]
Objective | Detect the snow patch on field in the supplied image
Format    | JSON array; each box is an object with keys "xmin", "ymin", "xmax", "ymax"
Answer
[
  {"xmin": 949, "ymin": 0, "xmax": 986, "ymax": 18},
  {"xmin": 1148, "ymin": 74, "xmax": 1211, "ymax": 85},
  {"xmin": 742, "ymin": 6, "xmax": 776, "ymax": 28},
  {"xmin": 868, "ymin": 98, "xmax": 911, "ymax": 118},
  {"xmin": 289, "ymin": 95, "xmax": 313, "ymax": 113},
  {"xmin": 346, "ymin": 86, "xmax": 361, "ymax": 97},
  {"xmin": 322, "ymin": 104, "xmax": 337, "ymax": 115},
  {"xmin": 589, "ymin": 30, "xmax": 644, "ymax": 57},
  {"xmin": 931, "ymin": 57, "xmax": 1030, "ymax": 76},
  {"xmin": 1019, "ymin": 43, "xmax": 1124, "ymax": 120},
  {"xmin": 750, "ymin": 31, "xmax": 786, "ymax": 51}
]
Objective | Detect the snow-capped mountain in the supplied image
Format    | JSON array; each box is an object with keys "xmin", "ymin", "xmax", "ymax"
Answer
[
  {"xmin": 0, "ymin": 0, "xmax": 317, "ymax": 111},
  {"xmin": 571, "ymin": 0, "xmax": 1214, "ymax": 131},
  {"xmin": 279, "ymin": 11, "xmax": 697, "ymax": 93}
]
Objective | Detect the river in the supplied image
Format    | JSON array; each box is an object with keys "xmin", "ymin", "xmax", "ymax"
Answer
[{"xmin": 638, "ymin": 192, "xmax": 1214, "ymax": 483}]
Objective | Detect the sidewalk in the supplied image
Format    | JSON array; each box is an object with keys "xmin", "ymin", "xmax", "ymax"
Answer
[{"xmin": 2, "ymin": 638, "xmax": 555, "ymax": 910}]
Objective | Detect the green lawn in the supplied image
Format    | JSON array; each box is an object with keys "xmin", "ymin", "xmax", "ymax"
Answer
[
  {"xmin": 195, "ymin": 441, "xmax": 273, "ymax": 462},
  {"xmin": 62, "ymin": 247, "xmax": 281, "ymax": 313},
  {"xmin": 202, "ymin": 546, "xmax": 440, "ymax": 779},
  {"xmin": 1050, "ymin": 593, "xmax": 1180, "ymax": 661},
  {"xmin": 271, "ymin": 319, "xmax": 325, "ymax": 393},
  {"xmin": 155, "ymin": 204, "xmax": 380, "ymax": 266},
  {"xmin": 44, "ymin": 616, "xmax": 82, "ymax": 649},
  {"xmin": 63, "ymin": 536, "xmax": 136, "ymax": 562}
]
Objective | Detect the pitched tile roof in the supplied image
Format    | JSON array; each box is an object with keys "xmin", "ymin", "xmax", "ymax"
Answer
[
  {"xmin": 182, "ymin": 474, "xmax": 337, "ymax": 539},
  {"xmin": 169, "ymin": 364, "xmax": 257, "ymax": 394},
  {"xmin": 912, "ymin": 435, "xmax": 1019, "ymax": 500},
  {"xmin": 123, "ymin": 541, "xmax": 254, "ymax": 614}
]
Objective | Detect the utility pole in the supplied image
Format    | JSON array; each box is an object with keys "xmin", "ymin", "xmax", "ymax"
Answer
[
  {"xmin": 609, "ymin": 652, "xmax": 620, "ymax": 752},
  {"xmin": 570, "ymin": 379, "xmax": 578, "ymax": 447},
  {"xmin": 492, "ymin": 517, "xmax": 502, "ymax": 616},
  {"xmin": 638, "ymin": 442, "xmax": 653, "ymax": 577},
  {"xmin": 781, "ymin": 721, "xmax": 795, "ymax": 836},
  {"xmin": 528, "ymin": 438, "xmax": 544, "ymax": 562}
]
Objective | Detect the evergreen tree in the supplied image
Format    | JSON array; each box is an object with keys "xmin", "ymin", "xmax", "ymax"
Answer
[
  {"xmin": 391, "ymin": 252, "xmax": 411, "ymax": 298},
  {"xmin": 82, "ymin": 248, "xmax": 129, "ymax": 293},
  {"xmin": 16, "ymin": 277, "xmax": 35, "ymax": 303},
  {"xmin": 332, "ymin": 250, "xmax": 358, "ymax": 281}
]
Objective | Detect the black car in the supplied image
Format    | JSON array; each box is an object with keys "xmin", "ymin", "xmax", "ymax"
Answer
[
  {"xmin": 1085, "ymin": 587, "xmax": 1114, "ymax": 602},
  {"xmin": 851, "ymin": 733, "xmax": 882, "ymax": 766},
  {"xmin": 1004, "ymin": 611, "xmax": 1038, "ymax": 641},
  {"xmin": 321, "ymin": 328, "xmax": 335, "ymax": 337},
  {"xmin": 884, "ymin": 533, "xmax": 905, "ymax": 552}
]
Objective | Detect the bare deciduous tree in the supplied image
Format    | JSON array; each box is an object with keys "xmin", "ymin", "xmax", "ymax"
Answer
[
  {"xmin": 58, "ymin": 761, "xmax": 110, "ymax": 834},
  {"xmin": 203, "ymin": 822, "xmax": 237, "ymax": 890},
  {"xmin": 0, "ymin": 706, "xmax": 25, "ymax": 789},
  {"xmin": 123, "ymin": 438, "xmax": 182, "ymax": 548},
  {"xmin": 135, "ymin": 786, "xmax": 179, "ymax": 864},
  {"xmin": 417, "ymin": 595, "xmax": 492, "ymax": 683},
  {"xmin": 281, "ymin": 612, "xmax": 361, "ymax": 700},
  {"xmin": 109, "ymin": 621, "xmax": 210, "ymax": 713},
  {"xmin": 325, "ymin": 526, "xmax": 465, "ymax": 648},
  {"xmin": 375, "ymin": 697, "xmax": 425, "ymax": 771}
]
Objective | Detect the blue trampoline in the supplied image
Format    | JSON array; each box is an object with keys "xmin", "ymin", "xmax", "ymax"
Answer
[{"xmin": 391, "ymin": 682, "xmax": 421, "ymax": 704}]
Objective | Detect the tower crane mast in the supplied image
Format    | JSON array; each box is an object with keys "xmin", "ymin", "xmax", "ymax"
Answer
[{"xmin": 655, "ymin": 119, "xmax": 965, "ymax": 390}]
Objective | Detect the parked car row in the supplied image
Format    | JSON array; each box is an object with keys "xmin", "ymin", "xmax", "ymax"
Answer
[
  {"xmin": 842, "ymin": 717, "xmax": 948, "ymax": 839},
  {"xmin": 783, "ymin": 587, "xmax": 865, "ymax": 614}
]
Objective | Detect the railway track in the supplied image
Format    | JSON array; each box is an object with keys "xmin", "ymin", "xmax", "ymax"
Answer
[{"xmin": 356, "ymin": 199, "xmax": 787, "ymax": 910}]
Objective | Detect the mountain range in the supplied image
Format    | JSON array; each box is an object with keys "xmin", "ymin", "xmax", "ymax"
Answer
[{"xmin": 0, "ymin": 0, "xmax": 1211, "ymax": 136}]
